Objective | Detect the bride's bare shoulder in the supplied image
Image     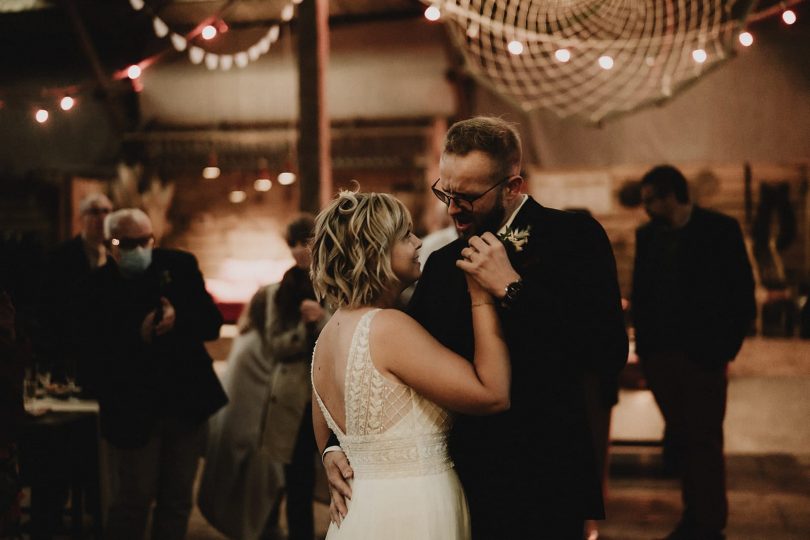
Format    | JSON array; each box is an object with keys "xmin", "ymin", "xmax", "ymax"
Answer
[{"xmin": 371, "ymin": 309, "xmax": 426, "ymax": 343}]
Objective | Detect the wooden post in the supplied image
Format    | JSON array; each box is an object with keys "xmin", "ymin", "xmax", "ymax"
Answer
[{"xmin": 297, "ymin": 0, "xmax": 332, "ymax": 213}]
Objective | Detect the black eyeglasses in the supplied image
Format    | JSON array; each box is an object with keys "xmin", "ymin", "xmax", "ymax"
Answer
[
  {"xmin": 431, "ymin": 176, "xmax": 510, "ymax": 212},
  {"xmin": 111, "ymin": 235, "xmax": 153, "ymax": 250}
]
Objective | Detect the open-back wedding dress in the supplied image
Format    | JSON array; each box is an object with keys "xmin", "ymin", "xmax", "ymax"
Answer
[{"xmin": 312, "ymin": 309, "xmax": 470, "ymax": 539}]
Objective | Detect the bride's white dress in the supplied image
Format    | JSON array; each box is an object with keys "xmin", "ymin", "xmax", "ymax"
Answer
[{"xmin": 312, "ymin": 309, "xmax": 470, "ymax": 539}]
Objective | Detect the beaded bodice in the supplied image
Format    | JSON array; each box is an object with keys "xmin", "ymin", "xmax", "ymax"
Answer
[{"xmin": 312, "ymin": 309, "xmax": 453, "ymax": 479}]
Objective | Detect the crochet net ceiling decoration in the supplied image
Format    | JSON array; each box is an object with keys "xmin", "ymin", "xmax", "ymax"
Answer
[{"xmin": 430, "ymin": 0, "xmax": 753, "ymax": 123}]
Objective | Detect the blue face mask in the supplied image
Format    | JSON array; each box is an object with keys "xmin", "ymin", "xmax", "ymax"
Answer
[{"xmin": 118, "ymin": 246, "xmax": 153, "ymax": 276}]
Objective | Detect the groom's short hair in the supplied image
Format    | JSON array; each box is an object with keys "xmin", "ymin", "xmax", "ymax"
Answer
[{"xmin": 443, "ymin": 117, "xmax": 522, "ymax": 179}]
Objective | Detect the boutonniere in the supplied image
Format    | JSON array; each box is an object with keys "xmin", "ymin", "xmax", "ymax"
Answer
[{"xmin": 497, "ymin": 225, "xmax": 531, "ymax": 253}]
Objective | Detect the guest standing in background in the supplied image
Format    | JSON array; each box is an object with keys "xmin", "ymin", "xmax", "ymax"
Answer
[
  {"xmin": 198, "ymin": 284, "xmax": 285, "ymax": 540},
  {"xmin": 37, "ymin": 192, "xmax": 113, "ymax": 393},
  {"xmin": 91, "ymin": 208, "xmax": 227, "ymax": 540},
  {"xmin": 260, "ymin": 214, "xmax": 329, "ymax": 540},
  {"xmin": 632, "ymin": 165, "xmax": 756, "ymax": 540}
]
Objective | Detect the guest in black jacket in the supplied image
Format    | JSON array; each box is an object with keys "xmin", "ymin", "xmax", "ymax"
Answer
[
  {"xmin": 92, "ymin": 208, "xmax": 227, "ymax": 540},
  {"xmin": 38, "ymin": 192, "xmax": 113, "ymax": 393},
  {"xmin": 632, "ymin": 165, "xmax": 756, "ymax": 540}
]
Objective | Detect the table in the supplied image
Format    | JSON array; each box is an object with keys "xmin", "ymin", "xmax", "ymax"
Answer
[{"xmin": 20, "ymin": 396, "xmax": 105, "ymax": 538}]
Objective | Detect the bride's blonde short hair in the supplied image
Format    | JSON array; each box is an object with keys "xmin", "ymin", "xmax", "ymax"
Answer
[{"xmin": 311, "ymin": 189, "xmax": 411, "ymax": 309}]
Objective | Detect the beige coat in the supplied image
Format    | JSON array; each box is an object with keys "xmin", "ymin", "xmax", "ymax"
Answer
[{"xmin": 260, "ymin": 283, "xmax": 329, "ymax": 463}]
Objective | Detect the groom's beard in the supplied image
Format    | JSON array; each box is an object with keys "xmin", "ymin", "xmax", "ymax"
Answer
[{"xmin": 457, "ymin": 194, "xmax": 506, "ymax": 239}]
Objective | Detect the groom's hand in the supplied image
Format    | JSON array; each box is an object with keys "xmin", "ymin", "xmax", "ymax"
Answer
[
  {"xmin": 457, "ymin": 232, "xmax": 521, "ymax": 298},
  {"xmin": 324, "ymin": 450, "xmax": 353, "ymax": 525}
]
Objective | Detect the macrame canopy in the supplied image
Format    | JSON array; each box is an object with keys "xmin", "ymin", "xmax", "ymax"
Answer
[{"xmin": 427, "ymin": 0, "xmax": 759, "ymax": 123}]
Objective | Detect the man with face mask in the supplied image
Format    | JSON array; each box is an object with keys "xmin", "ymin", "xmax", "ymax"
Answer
[
  {"xmin": 91, "ymin": 208, "xmax": 227, "ymax": 540},
  {"xmin": 632, "ymin": 165, "xmax": 755, "ymax": 540}
]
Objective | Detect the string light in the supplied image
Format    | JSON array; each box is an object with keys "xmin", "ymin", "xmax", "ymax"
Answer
[
  {"xmin": 554, "ymin": 48, "xmax": 571, "ymax": 62},
  {"xmin": 229, "ymin": 190, "xmax": 247, "ymax": 204},
  {"xmin": 254, "ymin": 178, "xmax": 272, "ymax": 192},
  {"xmin": 277, "ymin": 172, "xmax": 296, "ymax": 185},
  {"xmin": 598, "ymin": 55, "xmax": 614, "ymax": 70},
  {"xmin": 738, "ymin": 31, "xmax": 754, "ymax": 46},
  {"xmin": 127, "ymin": 65, "xmax": 142, "ymax": 79},
  {"xmin": 782, "ymin": 9, "xmax": 797, "ymax": 25},
  {"xmin": 425, "ymin": 5, "xmax": 441, "ymax": 21},
  {"xmin": 59, "ymin": 96, "xmax": 75, "ymax": 111},
  {"xmin": 201, "ymin": 25, "xmax": 217, "ymax": 40},
  {"xmin": 507, "ymin": 40, "xmax": 524, "ymax": 55},
  {"xmin": 35, "ymin": 109, "xmax": 49, "ymax": 123},
  {"xmin": 692, "ymin": 48, "xmax": 708, "ymax": 63}
]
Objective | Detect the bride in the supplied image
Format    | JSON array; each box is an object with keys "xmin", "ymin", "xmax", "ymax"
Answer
[{"xmin": 310, "ymin": 190, "xmax": 511, "ymax": 539}]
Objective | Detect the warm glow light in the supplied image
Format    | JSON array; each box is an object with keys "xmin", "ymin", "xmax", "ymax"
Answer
[
  {"xmin": 201, "ymin": 25, "xmax": 217, "ymax": 40},
  {"xmin": 782, "ymin": 9, "xmax": 797, "ymax": 25},
  {"xmin": 281, "ymin": 4, "xmax": 294, "ymax": 22},
  {"xmin": 507, "ymin": 40, "xmax": 524, "ymax": 55},
  {"xmin": 254, "ymin": 178, "xmax": 272, "ymax": 192},
  {"xmin": 598, "ymin": 55, "xmax": 614, "ymax": 70},
  {"xmin": 35, "ymin": 109, "xmax": 49, "ymax": 123},
  {"xmin": 59, "ymin": 96, "xmax": 75, "ymax": 111},
  {"xmin": 202, "ymin": 166, "xmax": 221, "ymax": 180},
  {"xmin": 692, "ymin": 48, "xmax": 707, "ymax": 63},
  {"xmin": 424, "ymin": 5, "xmax": 441, "ymax": 21},
  {"xmin": 554, "ymin": 48, "xmax": 571, "ymax": 62},
  {"xmin": 738, "ymin": 32, "xmax": 754, "ymax": 47},
  {"xmin": 127, "ymin": 64, "xmax": 142, "ymax": 79},
  {"xmin": 229, "ymin": 190, "xmax": 247, "ymax": 204},
  {"xmin": 277, "ymin": 172, "xmax": 296, "ymax": 185}
]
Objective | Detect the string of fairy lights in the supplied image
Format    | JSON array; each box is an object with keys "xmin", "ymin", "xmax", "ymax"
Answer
[
  {"xmin": 1, "ymin": 0, "xmax": 301, "ymax": 125},
  {"xmin": 4, "ymin": 0, "xmax": 805, "ymax": 127}
]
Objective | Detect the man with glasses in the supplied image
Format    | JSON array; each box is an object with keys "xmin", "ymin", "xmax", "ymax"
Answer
[
  {"xmin": 324, "ymin": 117, "xmax": 628, "ymax": 539},
  {"xmin": 91, "ymin": 208, "xmax": 227, "ymax": 540}
]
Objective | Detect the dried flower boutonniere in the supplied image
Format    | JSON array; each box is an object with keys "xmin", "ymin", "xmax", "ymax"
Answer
[{"xmin": 497, "ymin": 225, "xmax": 531, "ymax": 253}]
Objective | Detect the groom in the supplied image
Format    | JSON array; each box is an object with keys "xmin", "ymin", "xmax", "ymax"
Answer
[{"xmin": 324, "ymin": 117, "xmax": 628, "ymax": 538}]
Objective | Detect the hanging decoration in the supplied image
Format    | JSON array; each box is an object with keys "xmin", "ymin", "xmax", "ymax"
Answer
[
  {"xmin": 127, "ymin": 0, "xmax": 290, "ymax": 71},
  {"xmin": 422, "ymin": 0, "xmax": 805, "ymax": 123}
]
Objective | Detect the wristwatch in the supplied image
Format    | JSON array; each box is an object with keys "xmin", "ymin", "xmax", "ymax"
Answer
[{"xmin": 500, "ymin": 278, "xmax": 523, "ymax": 309}]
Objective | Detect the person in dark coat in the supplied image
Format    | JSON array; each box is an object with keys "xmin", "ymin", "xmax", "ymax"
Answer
[
  {"xmin": 323, "ymin": 117, "xmax": 628, "ymax": 539},
  {"xmin": 632, "ymin": 165, "xmax": 756, "ymax": 540},
  {"xmin": 91, "ymin": 208, "xmax": 227, "ymax": 540}
]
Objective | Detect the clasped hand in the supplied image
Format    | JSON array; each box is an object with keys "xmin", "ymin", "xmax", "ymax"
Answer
[{"xmin": 456, "ymin": 232, "xmax": 521, "ymax": 298}]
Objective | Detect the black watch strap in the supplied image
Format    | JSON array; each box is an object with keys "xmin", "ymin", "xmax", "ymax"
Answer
[{"xmin": 500, "ymin": 279, "xmax": 523, "ymax": 309}]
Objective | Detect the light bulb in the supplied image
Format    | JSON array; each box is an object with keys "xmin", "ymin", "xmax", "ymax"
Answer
[
  {"xmin": 277, "ymin": 172, "xmax": 296, "ymax": 185},
  {"xmin": 692, "ymin": 49, "xmax": 707, "ymax": 63},
  {"xmin": 554, "ymin": 48, "xmax": 571, "ymax": 62},
  {"xmin": 35, "ymin": 109, "xmax": 49, "ymax": 123},
  {"xmin": 60, "ymin": 96, "xmax": 75, "ymax": 111},
  {"xmin": 507, "ymin": 40, "xmax": 524, "ymax": 55},
  {"xmin": 254, "ymin": 178, "xmax": 272, "ymax": 192},
  {"xmin": 201, "ymin": 25, "xmax": 217, "ymax": 40},
  {"xmin": 424, "ymin": 5, "xmax": 441, "ymax": 21},
  {"xmin": 782, "ymin": 10, "xmax": 796, "ymax": 25},
  {"xmin": 598, "ymin": 55, "xmax": 614, "ymax": 70},
  {"xmin": 229, "ymin": 190, "xmax": 247, "ymax": 204},
  {"xmin": 127, "ymin": 64, "xmax": 142, "ymax": 79},
  {"xmin": 738, "ymin": 32, "xmax": 753, "ymax": 47},
  {"xmin": 202, "ymin": 167, "xmax": 221, "ymax": 180}
]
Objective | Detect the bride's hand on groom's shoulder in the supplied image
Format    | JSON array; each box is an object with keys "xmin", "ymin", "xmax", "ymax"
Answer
[
  {"xmin": 457, "ymin": 232, "xmax": 521, "ymax": 298},
  {"xmin": 324, "ymin": 450, "xmax": 353, "ymax": 526}
]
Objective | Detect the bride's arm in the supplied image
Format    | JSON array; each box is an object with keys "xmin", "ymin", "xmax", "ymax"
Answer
[
  {"xmin": 312, "ymin": 393, "xmax": 331, "ymax": 453},
  {"xmin": 373, "ymin": 298, "xmax": 510, "ymax": 415}
]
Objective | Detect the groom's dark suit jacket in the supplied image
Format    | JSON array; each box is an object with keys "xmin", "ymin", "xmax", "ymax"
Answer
[{"xmin": 409, "ymin": 198, "xmax": 628, "ymax": 528}]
